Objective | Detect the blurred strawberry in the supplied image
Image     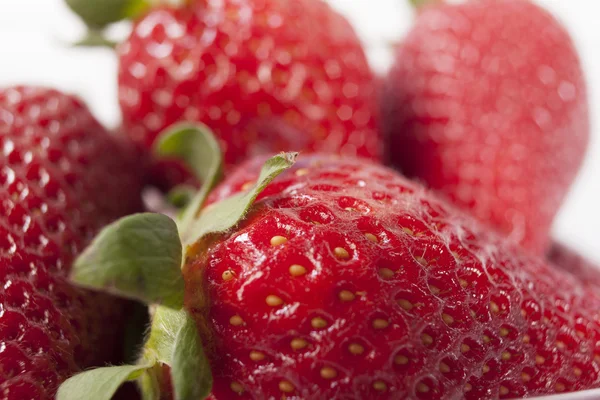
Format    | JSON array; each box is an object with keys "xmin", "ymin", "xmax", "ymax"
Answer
[
  {"xmin": 66, "ymin": 0, "xmax": 382, "ymax": 190},
  {"xmin": 383, "ymin": 0, "xmax": 589, "ymax": 254},
  {"xmin": 548, "ymin": 242, "xmax": 600, "ymax": 288},
  {"xmin": 0, "ymin": 86, "xmax": 144, "ymax": 398}
]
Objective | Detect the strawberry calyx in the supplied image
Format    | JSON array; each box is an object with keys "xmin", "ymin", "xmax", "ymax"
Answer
[
  {"xmin": 409, "ymin": 0, "xmax": 443, "ymax": 10},
  {"xmin": 56, "ymin": 124, "xmax": 297, "ymax": 400}
]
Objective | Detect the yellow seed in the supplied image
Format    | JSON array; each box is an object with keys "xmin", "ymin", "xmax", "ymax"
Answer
[
  {"xmin": 339, "ymin": 290, "xmax": 355, "ymax": 302},
  {"xmin": 266, "ymin": 295, "xmax": 284, "ymax": 307},
  {"xmin": 499, "ymin": 386, "xmax": 509, "ymax": 396},
  {"xmin": 270, "ymin": 235, "xmax": 288, "ymax": 246},
  {"xmin": 500, "ymin": 327, "xmax": 509, "ymax": 337},
  {"xmin": 334, "ymin": 247, "xmax": 350, "ymax": 259},
  {"xmin": 348, "ymin": 343, "xmax": 364, "ymax": 355},
  {"xmin": 461, "ymin": 343, "xmax": 470, "ymax": 353},
  {"xmin": 556, "ymin": 383, "xmax": 566, "ymax": 392},
  {"xmin": 482, "ymin": 364, "xmax": 490, "ymax": 374},
  {"xmin": 372, "ymin": 318, "xmax": 389, "ymax": 329},
  {"xmin": 365, "ymin": 233, "xmax": 378, "ymax": 243},
  {"xmin": 249, "ymin": 351, "xmax": 265, "ymax": 361},
  {"xmin": 402, "ymin": 227, "xmax": 414, "ymax": 236},
  {"xmin": 378, "ymin": 268, "xmax": 394, "ymax": 279},
  {"xmin": 421, "ymin": 334, "xmax": 433, "ymax": 346},
  {"xmin": 398, "ymin": 299, "xmax": 413, "ymax": 311},
  {"xmin": 442, "ymin": 313, "xmax": 454, "ymax": 325},
  {"xmin": 523, "ymin": 334, "xmax": 530, "ymax": 344},
  {"xmin": 295, "ymin": 168, "xmax": 309, "ymax": 176},
  {"xmin": 373, "ymin": 381, "xmax": 387, "ymax": 392},
  {"xmin": 229, "ymin": 315, "xmax": 244, "ymax": 326},
  {"xmin": 464, "ymin": 383, "xmax": 472, "ymax": 392},
  {"xmin": 429, "ymin": 286, "xmax": 441, "ymax": 295},
  {"xmin": 344, "ymin": 207, "xmax": 357, "ymax": 212},
  {"xmin": 459, "ymin": 279, "xmax": 469, "ymax": 288},
  {"xmin": 490, "ymin": 301, "xmax": 500, "ymax": 314},
  {"xmin": 290, "ymin": 338, "xmax": 308, "ymax": 350},
  {"xmin": 536, "ymin": 355, "xmax": 545, "ymax": 365},
  {"xmin": 521, "ymin": 308, "xmax": 527, "ymax": 317},
  {"xmin": 394, "ymin": 355, "xmax": 409, "ymax": 365},
  {"xmin": 289, "ymin": 264, "xmax": 307, "ymax": 276},
  {"xmin": 279, "ymin": 380, "xmax": 295, "ymax": 393},
  {"xmin": 483, "ymin": 335, "xmax": 491, "ymax": 344},
  {"xmin": 222, "ymin": 270, "xmax": 235, "ymax": 281},
  {"xmin": 501, "ymin": 351, "xmax": 511, "ymax": 361},
  {"xmin": 230, "ymin": 381, "xmax": 244, "ymax": 394},
  {"xmin": 311, "ymin": 317, "xmax": 328, "ymax": 329},
  {"xmin": 439, "ymin": 362, "xmax": 450, "ymax": 373},
  {"xmin": 320, "ymin": 367, "xmax": 337, "ymax": 379},
  {"xmin": 556, "ymin": 340, "xmax": 566, "ymax": 349},
  {"xmin": 416, "ymin": 383, "xmax": 429, "ymax": 393},
  {"xmin": 521, "ymin": 372, "xmax": 531, "ymax": 382},
  {"xmin": 415, "ymin": 256, "xmax": 428, "ymax": 266},
  {"xmin": 241, "ymin": 181, "xmax": 254, "ymax": 191},
  {"xmin": 574, "ymin": 367, "xmax": 582, "ymax": 377}
]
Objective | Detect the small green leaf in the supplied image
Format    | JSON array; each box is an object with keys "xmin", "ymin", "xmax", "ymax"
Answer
[
  {"xmin": 56, "ymin": 363, "xmax": 153, "ymax": 400},
  {"xmin": 71, "ymin": 213, "xmax": 184, "ymax": 308},
  {"xmin": 171, "ymin": 310, "xmax": 212, "ymax": 400},
  {"xmin": 141, "ymin": 307, "xmax": 212, "ymax": 400},
  {"xmin": 183, "ymin": 152, "xmax": 298, "ymax": 246},
  {"xmin": 65, "ymin": 0, "xmax": 149, "ymax": 29},
  {"xmin": 153, "ymin": 123, "xmax": 224, "ymax": 236}
]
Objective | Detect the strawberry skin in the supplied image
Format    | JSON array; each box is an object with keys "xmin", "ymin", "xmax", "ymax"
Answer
[
  {"xmin": 181, "ymin": 154, "xmax": 600, "ymax": 399},
  {"xmin": 118, "ymin": 0, "xmax": 381, "ymax": 186},
  {"xmin": 383, "ymin": 0, "xmax": 589, "ymax": 254},
  {"xmin": 0, "ymin": 87, "xmax": 143, "ymax": 398}
]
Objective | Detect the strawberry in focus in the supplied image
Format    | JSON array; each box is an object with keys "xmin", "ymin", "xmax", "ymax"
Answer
[
  {"xmin": 383, "ymin": 0, "xmax": 589, "ymax": 254},
  {"xmin": 0, "ymin": 87, "xmax": 144, "ymax": 398},
  {"xmin": 184, "ymin": 154, "xmax": 600, "ymax": 399},
  {"xmin": 116, "ymin": 0, "xmax": 382, "ymax": 188}
]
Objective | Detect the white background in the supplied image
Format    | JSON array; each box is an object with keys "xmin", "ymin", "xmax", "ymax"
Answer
[{"xmin": 0, "ymin": 0, "xmax": 598, "ymax": 262}]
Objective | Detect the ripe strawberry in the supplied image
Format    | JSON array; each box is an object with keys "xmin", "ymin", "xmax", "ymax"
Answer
[
  {"xmin": 180, "ymin": 154, "xmax": 600, "ymax": 399},
  {"xmin": 115, "ymin": 0, "xmax": 381, "ymax": 187},
  {"xmin": 548, "ymin": 242, "xmax": 600, "ymax": 289},
  {"xmin": 0, "ymin": 87, "xmax": 144, "ymax": 398},
  {"xmin": 383, "ymin": 0, "xmax": 589, "ymax": 254}
]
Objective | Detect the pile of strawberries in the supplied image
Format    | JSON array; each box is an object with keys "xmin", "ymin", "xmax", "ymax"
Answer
[{"xmin": 1, "ymin": 0, "xmax": 598, "ymax": 399}]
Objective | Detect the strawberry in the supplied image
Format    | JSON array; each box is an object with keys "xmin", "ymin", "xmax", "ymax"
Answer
[
  {"xmin": 548, "ymin": 242, "xmax": 600, "ymax": 289},
  {"xmin": 382, "ymin": 0, "xmax": 589, "ymax": 254},
  {"xmin": 66, "ymin": 0, "xmax": 382, "ymax": 188},
  {"xmin": 60, "ymin": 127, "xmax": 600, "ymax": 400},
  {"xmin": 0, "ymin": 86, "xmax": 144, "ymax": 398}
]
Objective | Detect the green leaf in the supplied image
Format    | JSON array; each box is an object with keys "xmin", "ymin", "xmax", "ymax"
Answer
[
  {"xmin": 71, "ymin": 213, "xmax": 185, "ymax": 309},
  {"xmin": 56, "ymin": 363, "xmax": 153, "ymax": 400},
  {"xmin": 65, "ymin": 0, "xmax": 149, "ymax": 29},
  {"xmin": 141, "ymin": 307, "xmax": 212, "ymax": 400},
  {"xmin": 183, "ymin": 152, "xmax": 298, "ymax": 247},
  {"xmin": 153, "ymin": 123, "xmax": 224, "ymax": 236},
  {"xmin": 171, "ymin": 310, "xmax": 212, "ymax": 400}
]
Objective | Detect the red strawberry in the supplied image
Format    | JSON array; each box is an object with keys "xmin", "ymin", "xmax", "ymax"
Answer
[
  {"xmin": 181, "ymin": 154, "xmax": 600, "ymax": 399},
  {"xmin": 383, "ymin": 0, "xmax": 589, "ymax": 254},
  {"xmin": 0, "ymin": 87, "xmax": 144, "ymax": 398},
  {"xmin": 114, "ymin": 0, "xmax": 381, "ymax": 187},
  {"xmin": 548, "ymin": 242, "xmax": 600, "ymax": 289}
]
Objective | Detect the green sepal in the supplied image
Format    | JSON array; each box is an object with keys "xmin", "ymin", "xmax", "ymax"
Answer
[
  {"xmin": 153, "ymin": 123, "xmax": 224, "ymax": 237},
  {"xmin": 71, "ymin": 213, "xmax": 185, "ymax": 309},
  {"xmin": 65, "ymin": 0, "xmax": 149, "ymax": 29},
  {"xmin": 142, "ymin": 307, "xmax": 212, "ymax": 400},
  {"xmin": 409, "ymin": 0, "xmax": 441, "ymax": 9},
  {"xmin": 184, "ymin": 152, "xmax": 298, "ymax": 248},
  {"xmin": 56, "ymin": 363, "xmax": 153, "ymax": 400}
]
